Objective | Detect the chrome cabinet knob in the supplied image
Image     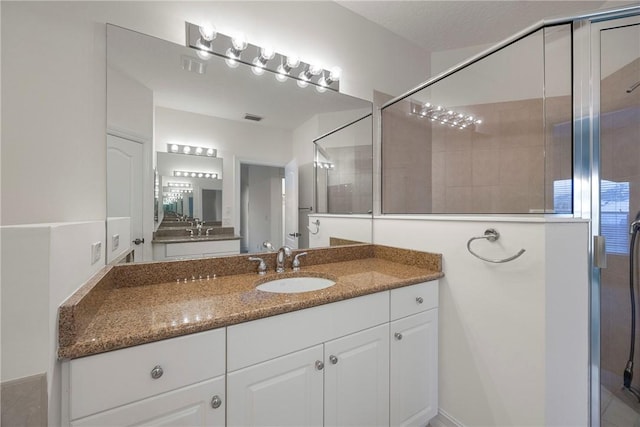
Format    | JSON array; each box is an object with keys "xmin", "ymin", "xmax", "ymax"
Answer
[
  {"xmin": 315, "ymin": 360, "xmax": 325, "ymax": 370},
  {"xmin": 211, "ymin": 395, "xmax": 222, "ymax": 409},
  {"xmin": 416, "ymin": 296, "xmax": 424, "ymax": 304},
  {"xmin": 150, "ymin": 365, "xmax": 164, "ymax": 379},
  {"xmin": 394, "ymin": 332, "xmax": 403, "ymax": 341},
  {"xmin": 329, "ymin": 355, "xmax": 338, "ymax": 365}
]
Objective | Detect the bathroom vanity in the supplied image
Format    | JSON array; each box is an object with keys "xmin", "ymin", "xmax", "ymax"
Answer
[{"xmin": 58, "ymin": 244, "xmax": 442, "ymax": 426}]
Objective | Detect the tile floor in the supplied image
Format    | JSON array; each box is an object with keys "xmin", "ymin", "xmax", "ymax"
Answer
[{"xmin": 602, "ymin": 386, "xmax": 640, "ymax": 427}]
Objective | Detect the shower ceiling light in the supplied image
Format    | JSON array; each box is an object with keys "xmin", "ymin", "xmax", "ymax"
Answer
[
  {"xmin": 166, "ymin": 143, "xmax": 217, "ymax": 157},
  {"xmin": 409, "ymin": 101, "xmax": 483, "ymax": 130},
  {"xmin": 186, "ymin": 21, "xmax": 340, "ymax": 92}
]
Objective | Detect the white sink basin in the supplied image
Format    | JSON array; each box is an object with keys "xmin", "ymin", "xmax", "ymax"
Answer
[{"xmin": 256, "ymin": 277, "xmax": 336, "ymax": 294}]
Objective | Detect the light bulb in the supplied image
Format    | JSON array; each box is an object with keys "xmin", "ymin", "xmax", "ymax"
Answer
[
  {"xmin": 191, "ymin": 172, "xmax": 197, "ymax": 177},
  {"xmin": 275, "ymin": 70, "xmax": 288, "ymax": 82},
  {"xmin": 309, "ymin": 64, "xmax": 322, "ymax": 75},
  {"xmin": 183, "ymin": 146, "xmax": 191, "ymax": 154},
  {"xmin": 225, "ymin": 49, "xmax": 239, "ymax": 68},
  {"xmin": 206, "ymin": 148, "xmax": 215, "ymax": 156},
  {"xmin": 170, "ymin": 144, "xmax": 179, "ymax": 153},
  {"xmin": 297, "ymin": 71, "xmax": 309, "ymax": 88},
  {"xmin": 199, "ymin": 24, "xmax": 217, "ymax": 42},
  {"xmin": 196, "ymin": 49, "xmax": 211, "ymax": 60},
  {"xmin": 286, "ymin": 55, "xmax": 300, "ymax": 69},
  {"xmin": 231, "ymin": 33, "xmax": 247, "ymax": 51},
  {"xmin": 251, "ymin": 58, "xmax": 265, "ymax": 75},
  {"xmin": 205, "ymin": 173, "xmax": 211, "ymax": 178},
  {"xmin": 260, "ymin": 46, "xmax": 275, "ymax": 61},
  {"xmin": 175, "ymin": 171, "xmax": 182, "ymax": 176},
  {"xmin": 198, "ymin": 173, "xmax": 204, "ymax": 178},
  {"xmin": 316, "ymin": 84, "xmax": 327, "ymax": 93},
  {"xmin": 329, "ymin": 66, "xmax": 342, "ymax": 82},
  {"xmin": 195, "ymin": 147, "xmax": 203, "ymax": 155}
]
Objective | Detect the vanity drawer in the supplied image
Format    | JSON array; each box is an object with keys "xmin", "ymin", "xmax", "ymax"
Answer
[
  {"xmin": 390, "ymin": 280, "xmax": 438, "ymax": 321},
  {"xmin": 68, "ymin": 328, "xmax": 225, "ymax": 420},
  {"xmin": 165, "ymin": 239, "xmax": 240, "ymax": 257}
]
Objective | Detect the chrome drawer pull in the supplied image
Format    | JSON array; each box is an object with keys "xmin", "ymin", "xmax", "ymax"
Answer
[
  {"xmin": 416, "ymin": 296, "xmax": 424, "ymax": 304},
  {"xmin": 211, "ymin": 395, "xmax": 222, "ymax": 409},
  {"xmin": 394, "ymin": 332, "xmax": 403, "ymax": 341},
  {"xmin": 150, "ymin": 365, "xmax": 164, "ymax": 379}
]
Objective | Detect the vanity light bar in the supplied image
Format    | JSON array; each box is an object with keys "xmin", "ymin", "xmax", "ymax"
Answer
[
  {"xmin": 173, "ymin": 171, "xmax": 219, "ymax": 179},
  {"xmin": 409, "ymin": 101, "xmax": 482, "ymax": 130},
  {"xmin": 167, "ymin": 182, "xmax": 192, "ymax": 188},
  {"xmin": 314, "ymin": 161, "xmax": 334, "ymax": 169},
  {"xmin": 185, "ymin": 21, "xmax": 340, "ymax": 92},
  {"xmin": 168, "ymin": 143, "xmax": 217, "ymax": 157},
  {"xmin": 168, "ymin": 188, "xmax": 193, "ymax": 194}
]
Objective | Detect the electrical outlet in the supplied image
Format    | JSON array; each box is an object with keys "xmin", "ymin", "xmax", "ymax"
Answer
[
  {"xmin": 112, "ymin": 234, "xmax": 120, "ymax": 251},
  {"xmin": 91, "ymin": 242, "xmax": 102, "ymax": 264}
]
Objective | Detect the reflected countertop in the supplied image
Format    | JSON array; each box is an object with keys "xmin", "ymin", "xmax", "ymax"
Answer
[{"xmin": 58, "ymin": 244, "xmax": 443, "ymax": 359}]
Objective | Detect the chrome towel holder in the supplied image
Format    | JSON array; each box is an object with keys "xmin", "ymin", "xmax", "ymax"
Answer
[
  {"xmin": 307, "ymin": 219, "xmax": 320, "ymax": 235},
  {"xmin": 467, "ymin": 228, "xmax": 526, "ymax": 263}
]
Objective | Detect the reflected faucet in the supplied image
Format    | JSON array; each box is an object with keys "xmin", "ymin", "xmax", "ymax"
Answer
[
  {"xmin": 276, "ymin": 246, "xmax": 292, "ymax": 273},
  {"xmin": 196, "ymin": 223, "xmax": 203, "ymax": 236}
]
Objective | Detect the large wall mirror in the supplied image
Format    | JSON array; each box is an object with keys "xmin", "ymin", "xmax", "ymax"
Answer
[{"xmin": 106, "ymin": 24, "xmax": 373, "ymax": 263}]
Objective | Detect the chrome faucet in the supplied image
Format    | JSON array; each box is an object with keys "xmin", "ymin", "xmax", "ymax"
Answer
[
  {"xmin": 205, "ymin": 227, "xmax": 214, "ymax": 236},
  {"xmin": 292, "ymin": 252, "xmax": 308, "ymax": 272},
  {"xmin": 196, "ymin": 223, "xmax": 203, "ymax": 236},
  {"xmin": 276, "ymin": 246, "xmax": 292, "ymax": 273},
  {"xmin": 186, "ymin": 228, "xmax": 194, "ymax": 237}
]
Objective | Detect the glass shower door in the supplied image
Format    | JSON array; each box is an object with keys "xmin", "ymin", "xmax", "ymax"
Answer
[{"xmin": 599, "ymin": 19, "xmax": 640, "ymax": 426}]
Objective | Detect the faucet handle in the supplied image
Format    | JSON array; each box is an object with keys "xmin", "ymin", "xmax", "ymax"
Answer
[
  {"xmin": 292, "ymin": 252, "xmax": 308, "ymax": 272},
  {"xmin": 248, "ymin": 257, "xmax": 267, "ymax": 275}
]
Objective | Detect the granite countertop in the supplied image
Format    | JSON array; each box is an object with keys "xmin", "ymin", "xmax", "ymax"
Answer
[
  {"xmin": 58, "ymin": 244, "xmax": 443, "ymax": 360},
  {"xmin": 151, "ymin": 234, "xmax": 241, "ymax": 243}
]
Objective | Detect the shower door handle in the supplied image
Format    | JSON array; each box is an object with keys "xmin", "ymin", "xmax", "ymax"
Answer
[{"xmin": 594, "ymin": 235, "xmax": 607, "ymax": 269}]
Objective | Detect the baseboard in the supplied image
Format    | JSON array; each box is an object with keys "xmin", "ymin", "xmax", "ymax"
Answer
[{"xmin": 430, "ymin": 409, "xmax": 466, "ymax": 427}]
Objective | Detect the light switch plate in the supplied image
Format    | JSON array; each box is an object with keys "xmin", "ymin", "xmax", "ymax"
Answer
[
  {"xmin": 112, "ymin": 234, "xmax": 120, "ymax": 251},
  {"xmin": 91, "ymin": 242, "xmax": 102, "ymax": 264}
]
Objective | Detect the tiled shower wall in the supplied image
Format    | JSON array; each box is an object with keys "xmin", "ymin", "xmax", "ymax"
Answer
[
  {"xmin": 599, "ymin": 58, "xmax": 640, "ymax": 393},
  {"xmin": 381, "ymin": 95, "xmax": 571, "ymax": 214}
]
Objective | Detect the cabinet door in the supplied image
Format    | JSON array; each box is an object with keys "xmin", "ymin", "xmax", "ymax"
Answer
[
  {"xmin": 227, "ymin": 345, "xmax": 324, "ymax": 427},
  {"xmin": 324, "ymin": 324, "xmax": 390, "ymax": 427},
  {"xmin": 390, "ymin": 309, "xmax": 438, "ymax": 427},
  {"xmin": 70, "ymin": 376, "xmax": 225, "ymax": 427}
]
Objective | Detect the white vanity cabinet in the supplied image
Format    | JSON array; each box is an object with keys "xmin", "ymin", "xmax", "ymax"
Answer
[
  {"xmin": 62, "ymin": 328, "xmax": 226, "ymax": 427},
  {"xmin": 389, "ymin": 282, "xmax": 439, "ymax": 427},
  {"xmin": 226, "ymin": 292, "xmax": 391, "ymax": 427},
  {"xmin": 152, "ymin": 239, "xmax": 240, "ymax": 260}
]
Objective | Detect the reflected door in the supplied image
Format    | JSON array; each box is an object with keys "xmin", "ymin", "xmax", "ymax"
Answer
[
  {"xmin": 107, "ymin": 134, "xmax": 144, "ymax": 261},
  {"xmin": 285, "ymin": 159, "xmax": 299, "ymax": 249}
]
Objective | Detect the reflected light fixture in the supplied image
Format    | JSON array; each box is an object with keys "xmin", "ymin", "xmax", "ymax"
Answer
[
  {"xmin": 173, "ymin": 170, "xmax": 219, "ymax": 179},
  {"xmin": 186, "ymin": 21, "xmax": 340, "ymax": 92},
  {"xmin": 252, "ymin": 46, "xmax": 275, "ymax": 76},
  {"xmin": 409, "ymin": 101, "xmax": 482, "ymax": 130},
  {"xmin": 167, "ymin": 143, "xmax": 217, "ymax": 157}
]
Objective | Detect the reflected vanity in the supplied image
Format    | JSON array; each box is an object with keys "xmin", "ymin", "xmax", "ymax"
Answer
[{"xmin": 106, "ymin": 24, "xmax": 373, "ymax": 263}]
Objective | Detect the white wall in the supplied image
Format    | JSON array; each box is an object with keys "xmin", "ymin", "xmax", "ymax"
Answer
[
  {"xmin": 1, "ymin": 221, "xmax": 105, "ymax": 424},
  {"xmin": 373, "ymin": 217, "xmax": 589, "ymax": 426}
]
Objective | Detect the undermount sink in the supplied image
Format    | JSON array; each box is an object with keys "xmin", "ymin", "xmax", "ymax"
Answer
[{"xmin": 256, "ymin": 276, "xmax": 336, "ymax": 294}]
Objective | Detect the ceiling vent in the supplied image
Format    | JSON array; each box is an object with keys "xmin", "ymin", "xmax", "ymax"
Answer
[
  {"xmin": 181, "ymin": 55, "xmax": 207, "ymax": 75},
  {"xmin": 244, "ymin": 113, "xmax": 263, "ymax": 122}
]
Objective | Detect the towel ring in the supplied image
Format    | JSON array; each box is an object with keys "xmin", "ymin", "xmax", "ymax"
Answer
[
  {"xmin": 307, "ymin": 220, "xmax": 320, "ymax": 235},
  {"xmin": 467, "ymin": 228, "xmax": 525, "ymax": 263}
]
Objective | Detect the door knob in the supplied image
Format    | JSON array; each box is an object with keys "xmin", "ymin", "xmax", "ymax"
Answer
[{"xmin": 132, "ymin": 238, "xmax": 145, "ymax": 245}]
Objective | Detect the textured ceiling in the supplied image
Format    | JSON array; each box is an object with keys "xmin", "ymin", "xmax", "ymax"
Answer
[{"xmin": 337, "ymin": 1, "xmax": 632, "ymax": 52}]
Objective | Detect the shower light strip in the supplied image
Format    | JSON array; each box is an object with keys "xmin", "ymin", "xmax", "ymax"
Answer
[{"xmin": 410, "ymin": 101, "xmax": 482, "ymax": 130}]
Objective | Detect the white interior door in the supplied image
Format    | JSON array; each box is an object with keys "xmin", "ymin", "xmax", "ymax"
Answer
[
  {"xmin": 285, "ymin": 159, "xmax": 299, "ymax": 249},
  {"xmin": 107, "ymin": 134, "xmax": 144, "ymax": 261}
]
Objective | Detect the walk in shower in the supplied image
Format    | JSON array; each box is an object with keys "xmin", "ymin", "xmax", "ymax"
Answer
[{"xmin": 379, "ymin": 4, "xmax": 640, "ymax": 426}]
